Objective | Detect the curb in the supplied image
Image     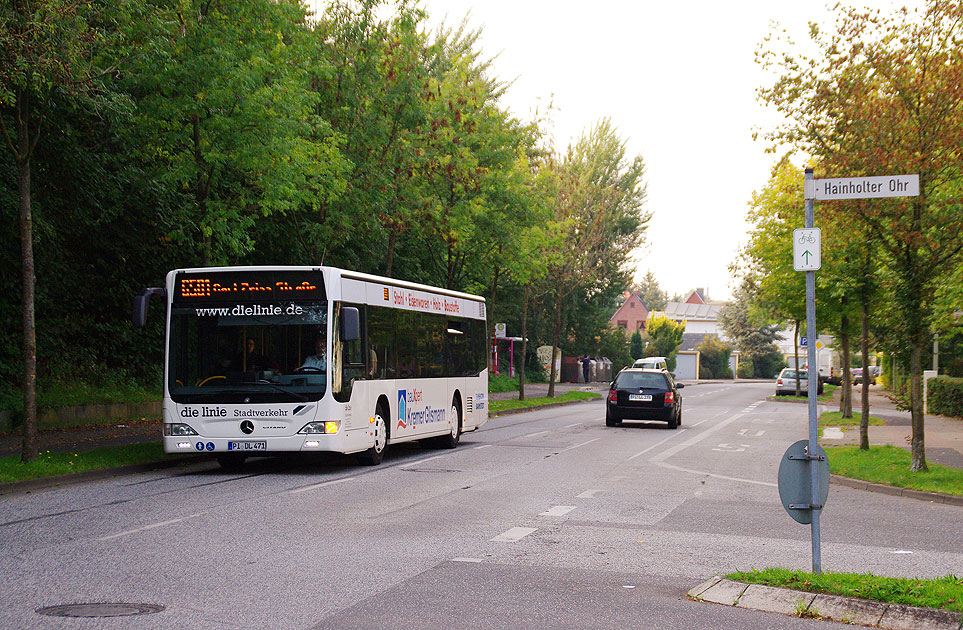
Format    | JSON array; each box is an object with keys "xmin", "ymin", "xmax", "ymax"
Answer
[
  {"xmin": 831, "ymin": 474, "xmax": 963, "ymax": 507},
  {"xmin": 688, "ymin": 577, "xmax": 963, "ymax": 629}
]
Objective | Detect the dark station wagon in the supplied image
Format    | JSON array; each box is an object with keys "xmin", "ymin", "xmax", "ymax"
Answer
[{"xmin": 606, "ymin": 368, "xmax": 684, "ymax": 429}]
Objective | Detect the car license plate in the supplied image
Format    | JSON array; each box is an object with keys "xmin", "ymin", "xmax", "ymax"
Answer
[
  {"xmin": 228, "ymin": 441, "xmax": 267, "ymax": 451},
  {"xmin": 629, "ymin": 394, "xmax": 652, "ymax": 401}
]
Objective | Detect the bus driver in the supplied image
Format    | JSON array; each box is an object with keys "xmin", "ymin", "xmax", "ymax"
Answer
[{"xmin": 300, "ymin": 335, "xmax": 327, "ymax": 371}]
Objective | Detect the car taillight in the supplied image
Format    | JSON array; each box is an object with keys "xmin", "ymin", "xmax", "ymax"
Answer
[
  {"xmin": 664, "ymin": 391, "xmax": 674, "ymax": 404},
  {"xmin": 777, "ymin": 378, "xmax": 783, "ymax": 386},
  {"xmin": 608, "ymin": 389, "xmax": 617, "ymax": 403}
]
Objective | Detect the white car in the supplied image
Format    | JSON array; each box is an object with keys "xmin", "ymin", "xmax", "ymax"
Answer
[
  {"xmin": 775, "ymin": 368, "xmax": 823, "ymax": 395},
  {"xmin": 632, "ymin": 356, "xmax": 668, "ymax": 371}
]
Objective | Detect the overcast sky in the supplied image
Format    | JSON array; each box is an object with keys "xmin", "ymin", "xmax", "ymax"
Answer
[{"xmin": 310, "ymin": 0, "xmax": 921, "ymax": 302}]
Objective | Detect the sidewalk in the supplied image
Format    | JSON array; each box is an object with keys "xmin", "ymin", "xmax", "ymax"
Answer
[{"xmin": 820, "ymin": 384, "xmax": 963, "ymax": 469}]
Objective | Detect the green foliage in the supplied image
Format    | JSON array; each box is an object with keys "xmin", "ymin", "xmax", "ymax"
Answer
[
  {"xmin": 489, "ymin": 391, "xmax": 600, "ymax": 414},
  {"xmin": 727, "ymin": 568, "xmax": 963, "ymax": 614},
  {"xmin": 635, "ymin": 271, "xmax": 668, "ymax": 311},
  {"xmin": 629, "ymin": 330, "xmax": 644, "ymax": 360},
  {"xmin": 927, "ymin": 376, "xmax": 963, "ymax": 419},
  {"xmin": 826, "ymin": 445, "xmax": 963, "ymax": 496},
  {"xmin": 645, "ymin": 314, "xmax": 684, "ymax": 371},
  {"xmin": 696, "ymin": 335, "xmax": 731, "ymax": 379},
  {"xmin": 737, "ymin": 358, "xmax": 754, "ymax": 379},
  {"xmin": 0, "ymin": 442, "xmax": 174, "ymax": 483}
]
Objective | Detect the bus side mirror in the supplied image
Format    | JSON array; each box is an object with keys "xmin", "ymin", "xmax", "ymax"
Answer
[
  {"xmin": 340, "ymin": 306, "xmax": 360, "ymax": 342},
  {"xmin": 132, "ymin": 288, "xmax": 166, "ymax": 328}
]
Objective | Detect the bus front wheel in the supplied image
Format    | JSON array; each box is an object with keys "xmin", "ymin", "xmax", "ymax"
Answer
[{"xmin": 358, "ymin": 406, "xmax": 388, "ymax": 465}]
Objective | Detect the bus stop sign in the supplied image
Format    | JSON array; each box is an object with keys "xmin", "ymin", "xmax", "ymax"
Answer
[{"xmin": 777, "ymin": 440, "xmax": 830, "ymax": 524}]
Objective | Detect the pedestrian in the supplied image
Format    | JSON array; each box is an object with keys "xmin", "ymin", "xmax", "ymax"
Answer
[{"xmin": 581, "ymin": 355, "xmax": 591, "ymax": 383}]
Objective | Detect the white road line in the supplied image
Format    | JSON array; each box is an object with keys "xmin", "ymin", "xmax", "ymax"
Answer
[
  {"xmin": 97, "ymin": 513, "xmax": 204, "ymax": 541},
  {"xmin": 452, "ymin": 557, "xmax": 484, "ymax": 563},
  {"xmin": 564, "ymin": 423, "xmax": 583, "ymax": 429},
  {"xmin": 562, "ymin": 438, "xmax": 600, "ymax": 452},
  {"xmin": 474, "ymin": 444, "xmax": 492, "ymax": 450},
  {"xmin": 650, "ymin": 413, "xmax": 745, "ymax": 463},
  {"xmin": 539, "ymin": 505, "xmax": 576, "ymax": 517},
  {"xmin": 288, "ymin": 477, "xmax": 354, "ymax": 495},
  {"xmin": 628, "ymin": 430, "xmax": 687, "ymax": 461},
  {"xmin": 524, "ymin": 431, "xmax": 549, "ymax": 439},
  {"xmin": 491, "ymin": 527, "xmax": 537, "ymax": 542},
  {"xmin": 654, "ymin": 460, "xmax": 777, "ymax": 487},
  {"xmin": 576, "ymin": 489, "xmax": 601, "ymax": 499}
]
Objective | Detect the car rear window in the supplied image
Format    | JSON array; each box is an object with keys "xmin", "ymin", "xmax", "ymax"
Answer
[
  {"xmin": 781, "ymin": 370, "xmax": 808, "ymax": 379},
  {"xmin": 616, "ymin": 372, "xmax": 668, "ymax": 389}
]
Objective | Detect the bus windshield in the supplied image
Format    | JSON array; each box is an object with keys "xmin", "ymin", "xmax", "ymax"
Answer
[{"xmin": 168, "ymin": 270, "xmax": 329, "ymax": 404}]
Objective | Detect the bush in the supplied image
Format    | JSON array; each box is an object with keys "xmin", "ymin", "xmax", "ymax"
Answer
[
  {"xmin": 927, "ymin": 376, "xmax": 963, "ymax": 418},
  {"xmin": 695, "ymin": 335, "xmax": 731, "ymax": 380},
  {"xmin": 737, "ymin": 358, "xmax": 755, "ymax": 379}
]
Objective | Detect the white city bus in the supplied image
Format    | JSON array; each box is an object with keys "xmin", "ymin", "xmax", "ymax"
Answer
[{"xmin": 134, "ymin": 266, "xmax": 489, "ymax": 468}]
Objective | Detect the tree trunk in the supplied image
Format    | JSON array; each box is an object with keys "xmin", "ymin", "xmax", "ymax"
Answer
[
  {"xmin": 909, "ymin": 342, "xmax": 927, "ymax": 471},
  {"xmin": 519, "ymin": 285, "xmax": 529, "ymax": 402},
  {"xmin": 548, "ymin": 289, "xmax": 562, "ymax": 398},
  {"xmin": 16, "ymin": 89, "xmax": 38, "ymax": 463},
  {"xmin": 839, "ymin": 327, "xmax": 852, "ymax": 418},
  {"xmin": 859, "ymin": 301, "xmax": 870, "ymax": 450}
]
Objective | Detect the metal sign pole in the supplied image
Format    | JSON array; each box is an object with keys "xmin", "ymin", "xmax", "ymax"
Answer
[{"xmin": 804, "ymin": 168, "xmax": 822, "ymax": 574}]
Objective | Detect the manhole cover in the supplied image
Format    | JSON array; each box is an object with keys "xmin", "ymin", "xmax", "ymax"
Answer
[{"xmin": 37, "ymin": 603, "xmax": 165, "ymax": 617}]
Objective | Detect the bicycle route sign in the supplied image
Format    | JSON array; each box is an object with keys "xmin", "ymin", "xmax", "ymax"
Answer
[{"xmin": 793, "ymin": 228, "xmax": 821, "ymax": 271}]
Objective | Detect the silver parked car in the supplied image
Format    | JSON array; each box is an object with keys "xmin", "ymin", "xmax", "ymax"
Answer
[{"xmin": 775, "ymin": 368, "xmax": 823, "ymax": 396}]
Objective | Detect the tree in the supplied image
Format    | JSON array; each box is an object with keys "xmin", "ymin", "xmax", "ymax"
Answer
[
  {"xmin": 759, "ymin": 0, "xmax": 963, "ymax": 470},
  {"xmin": 0, "ymin": 0, "xmax": 141, "ymax": 462},
  {"xmin": 719, "ymin": 279, "xmax": 784, "ymax": 379},
  {"xmin": 635, "ymin": 271, "xmax": 668, "ymax": 311},
  {"xmin": 629, "ymin": 330, "xmax": 644, "ymax": 360},
  {"xmin": 644, "ymin": 314, "xmax": 685, "ymax": 371},
  {"xmin": 540, "ymin": 119, "xmax": 649, "ymax": 396}
]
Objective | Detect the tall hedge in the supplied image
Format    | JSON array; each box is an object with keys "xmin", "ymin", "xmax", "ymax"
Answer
[{"xmin": 927, "ymin": 376, "xmax": 963, "ymax": 418}]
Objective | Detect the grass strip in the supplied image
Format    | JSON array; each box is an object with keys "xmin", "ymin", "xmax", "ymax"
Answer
[
  {"xmin": 826, "ymin": 445, "xmax": 963, "ymax": 496},
  {"xmin": 490, "ymin": 391, "xmax": 600, "ymax": 414},
  {"xmin": 727, "ymin": 568, "xmax": 963, "ymax": 613},
  {"xmin": 772, "ymin": 384, "xmax": 837, "ymax": 403},
  {"xmin": 818, "ymin": 411, "xmax": 885, "ymax": 427},
  {"xmin": 0, "ymin": 443, "xmax": 174, "ymax": 483}
]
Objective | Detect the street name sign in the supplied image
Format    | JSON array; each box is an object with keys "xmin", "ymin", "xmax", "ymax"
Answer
[
  {"xmin": 793, "ymin": 228, "xmax": 821, "ymax": 271},
  {"xmin": 806, "ymin": 174, "xmax": 919, "ymax": 200}
]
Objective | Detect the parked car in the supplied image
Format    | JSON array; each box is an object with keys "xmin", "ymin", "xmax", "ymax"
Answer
[
  {"xmin": 606, "ymin": 368, "xmax": 684, "ymax": 429},
  {"xmin": 775, "ymin": 368, "xmax": 823, "ymax": 396},
  {"xmin": 852, "ymin": 367, "xmax": 876, "ymax": 385},
  {"xmin": 631, "ymin": 356, "xmax": 668, "ymax": 371}
]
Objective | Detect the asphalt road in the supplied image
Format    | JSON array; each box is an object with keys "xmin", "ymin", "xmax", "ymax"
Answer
[{"xmin": 1, "ymin": 382, "xmax": 960, "ymax": 629}]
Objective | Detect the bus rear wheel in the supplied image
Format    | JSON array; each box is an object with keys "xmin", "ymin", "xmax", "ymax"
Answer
[
  {"xmin": 434, "ymin": 401, "xmax": 462, "ymax": 449},
  {"xmin": 358, "ymin": 406, "xmax": 388, "ymax": 465}
]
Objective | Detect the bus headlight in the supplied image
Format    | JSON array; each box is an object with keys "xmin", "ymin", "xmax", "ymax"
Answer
[
  {"xmin": 164, "ymin": 423, "xmax": 198, "ymax": 436},
  {"xmin": 298, "ymin": 421, "xmax": 339, "ymax": 435}
]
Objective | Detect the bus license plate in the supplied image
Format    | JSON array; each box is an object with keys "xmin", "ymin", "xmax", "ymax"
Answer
[
  {"xmin": 629, "ymin": 394, "xmax": 652, "ymax": 402},
  {"xmin": 228, "ymin": 441, "xmax": 267, "ymax": 451}
]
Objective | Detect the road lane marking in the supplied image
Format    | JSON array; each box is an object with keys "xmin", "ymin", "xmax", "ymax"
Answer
[
  {"xmin": 288, "ymin": 477, "xmax": 354, "ymax": 495},
  {"xmin": 653, "ymin": 461, "xmax": 777, "ymax": 487},
  {"xmin": 562, "ymin": 438, "xmax": 600, "ymax": 452},
  {"xmin": 539, "ymin": 505, "xmax": 576, "ymax": 517},
  {"xmin": 97, "ymin": 513, "xmax": 205, "ymax": 541},
  {"xmin": 564, "ymin": 423, "xmax": 583, "ymax": 428},
  {"xmin": 452, "ymin": 557, "xmax": 484, "ymax": 563},
  {"xmin": 576, "ymin": 489, "xmax": 601, "ymax": 499},
  {"xmin": 474, "ymin": 444, "xmax": 492, "ymax": 450},
  {"xmin": 628, "ymin": 430, "xmax": 687, "ymax": 461},
  {"xmin": 491, "ymin": 527, "xmax": 537, "ymax": 542},
  {"xmin": 650, "ymin": 413, "xmax": 745, "ymax": 463},
  {"xmin": 524, "ymin": 431, "xmax": 549, "ymax": 439}
]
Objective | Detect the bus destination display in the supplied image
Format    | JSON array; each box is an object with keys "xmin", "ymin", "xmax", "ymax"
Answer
[{"xmin": 175, "ymin": 271, "xmax": 325, "ymax": 302}]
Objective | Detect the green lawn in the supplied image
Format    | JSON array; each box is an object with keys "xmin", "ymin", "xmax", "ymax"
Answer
[
  {"xmin": 0, "ymin": 443, "xmax": 176, "ymax": 483},
  {"xmin": 490, "ymin": 391, "xmax": 600, "ymax": 414},
  {"xmin": 772, "ymin": 384, "xmax": 837, "ymax": 403},
  {"xmin": 826, "ymin": 445, "xmax": 963, "ymax": 496},
  {"xmin": 727, "ymin": 568, "xmax": 963, "ymax": 613}
]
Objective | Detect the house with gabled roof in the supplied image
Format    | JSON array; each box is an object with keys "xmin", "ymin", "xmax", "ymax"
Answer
[{"xmin": 608, "ymin": 290, "xmax": 649, "ymax": 334}]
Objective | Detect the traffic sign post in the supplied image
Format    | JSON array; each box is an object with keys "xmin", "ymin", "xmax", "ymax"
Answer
[{"xmin": 785, "ymin": 169, "xmax": 920, "ymax": 574}]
